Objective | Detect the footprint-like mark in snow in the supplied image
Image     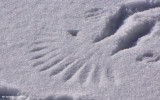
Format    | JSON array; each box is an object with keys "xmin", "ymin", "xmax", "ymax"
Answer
[
  {"xmin": 28, "ymin": 1, "xmax": 160, "ymax": 87},
  {"xmin": 136, "ymin": 51, "xmax": 160, "ymax": 63},
  {"xmin": 136, "ymin": 52, "xmax": 154, "ymax": 62}
]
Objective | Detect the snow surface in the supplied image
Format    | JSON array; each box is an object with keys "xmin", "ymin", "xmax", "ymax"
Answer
[{"xmin": 0, "ymin": 0, "xmax": 160, "ymax": 100}]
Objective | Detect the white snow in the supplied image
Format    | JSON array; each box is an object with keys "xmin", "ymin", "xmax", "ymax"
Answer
[{"xmin": 0, "ymin": 0, "xmax": 160, "ymax": 100}]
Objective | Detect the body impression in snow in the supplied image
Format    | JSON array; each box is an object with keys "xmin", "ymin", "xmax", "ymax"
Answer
[{"xmin": 27, "ymin": 0, "xmax": 160, "ymax": 87}]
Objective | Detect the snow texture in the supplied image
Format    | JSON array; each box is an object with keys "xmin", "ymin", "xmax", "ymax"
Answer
[{"xmin": 0, "ymin": 0, "xmax": 160, "ymax": 100}]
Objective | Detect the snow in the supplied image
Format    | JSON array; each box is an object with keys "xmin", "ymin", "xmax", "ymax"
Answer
[{"xmin": 0, "ymin": 0, "xmax": 160, "ymax": 100}]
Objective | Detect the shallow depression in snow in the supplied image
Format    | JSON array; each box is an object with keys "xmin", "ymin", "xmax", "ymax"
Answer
[{"xmin": 0, "ymin": 0, "xmax": 160, "ymax": 100}]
